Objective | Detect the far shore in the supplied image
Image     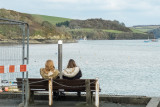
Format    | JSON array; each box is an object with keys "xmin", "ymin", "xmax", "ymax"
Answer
[{"xmin": 0, "ymin": 39, "xmax": 78, "ymax": 45}]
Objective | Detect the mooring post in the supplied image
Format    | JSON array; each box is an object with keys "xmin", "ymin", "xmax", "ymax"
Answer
[
  {"xmin": 49, "ymin": 78, "xmax": 53, "ymax": 106},
  {"xmin": 58, "ymin": 40, "xmax": 63, "ymax": 79},
  {"xmin": 95, "ymin": 78, "xmax": 99, "ymax": 107}
]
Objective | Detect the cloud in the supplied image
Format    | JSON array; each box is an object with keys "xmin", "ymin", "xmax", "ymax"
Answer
[
  {"xmin": 41, "ymin": 0, "xmax": 80, "ymax": 3},
  {"xmin": 39, "ymin": 0, "xmax": 160, "ymax": 13}
]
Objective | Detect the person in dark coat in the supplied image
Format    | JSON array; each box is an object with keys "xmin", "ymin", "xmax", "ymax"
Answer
[
  {"xmin": 62, "ymin": 59, "xmax": 82, "ymax": 96},
  {"xmin": 62, "ymin": 59, "xmax": 82, "ymax": 79}
]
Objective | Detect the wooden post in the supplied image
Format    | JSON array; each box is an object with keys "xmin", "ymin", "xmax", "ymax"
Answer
[
  {"xmin": 95, "ymin": 78, "xmax": 99, "ymax": 107},
  {"xmin": 49, "ymin": 79, "xmax": 53, "ymax": 106},
  {"xmin": 85, "ymin": 79, "xmax": 91, "ymax": 105}
]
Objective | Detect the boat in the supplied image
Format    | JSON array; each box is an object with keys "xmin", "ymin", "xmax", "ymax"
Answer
[
  {"xmin": 83, "ymin": 36, "xmax": 87, "ymax": 40},
  {"xmin": 144, "ymin": 40, "xmax": 150, "ymax": 43},
  {"xmin": 144, "ymin": 36, "xmax": 150, "ymax": 43},
  {"xmin": 151, "ymin": 39, "xmax": 158, "ymax": 42},
  {"xmin": 80, "ymin": 36, "xmax": 87, "ymax": 40}
]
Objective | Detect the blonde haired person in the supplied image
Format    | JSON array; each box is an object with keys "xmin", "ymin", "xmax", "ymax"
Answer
[
  {"xmin": 62, "ymin": 59, "xmax": 82, "ymax": 79},
  {"xmin": 40, "ymin": 60, "xmax": 59, "ymax": 79}
]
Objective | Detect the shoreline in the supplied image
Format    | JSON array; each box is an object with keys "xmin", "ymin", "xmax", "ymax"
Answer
[{"xmin": 0, "ymin": 39, "xmax": 78, "ymax": 44}]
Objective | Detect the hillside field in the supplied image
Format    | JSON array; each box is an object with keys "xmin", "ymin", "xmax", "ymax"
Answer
[{"xmin": 32, "ymin": 14, "xmax": 72, "ymax": 25}]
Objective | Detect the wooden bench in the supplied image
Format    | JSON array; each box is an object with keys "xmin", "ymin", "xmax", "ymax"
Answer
[{"xmin": 16, "ymin": 78, "xmax": 100, "ymax": 107}]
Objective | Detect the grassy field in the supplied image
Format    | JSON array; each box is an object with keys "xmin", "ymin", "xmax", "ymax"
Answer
[
  {"xmin": 103, "ymin": 29, "xmax": 123, "ymax": 33},
  {"xmin": 130, "ymin": 25, "xmax": 160, "ymax": 33},
  {"xmin": 68, "ymin": 28, "xmax": 124, "ymax": 33},
  {"xmin": 68, "ymin": 28, "xmax": 93, "ymax": 32},
  {"xmin": 129, "ymin": 28, "xmax": 147, "ymax": 34},
  {"xmin": 32, "ymin": 14, "xmax": 72, "ymax": 25}
]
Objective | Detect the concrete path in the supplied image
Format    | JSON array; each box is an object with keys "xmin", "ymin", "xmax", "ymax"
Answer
[
  {"xmin": 0, "ymin": 99, "xmax": 146, "ymax": 107},
  {"xmin": 146, "ymin": 97, "xmax": 160, "ymax": 107}
]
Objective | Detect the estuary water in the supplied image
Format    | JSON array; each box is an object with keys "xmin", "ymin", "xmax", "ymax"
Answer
[{"xmin": 25, "ymin": 40, "xmax": 160, "ymax": 96}]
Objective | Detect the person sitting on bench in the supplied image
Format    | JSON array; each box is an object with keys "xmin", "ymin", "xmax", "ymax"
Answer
[
  {"xmin": 62, "ymin": 59, "xmax": 82, "ymax": 79},
  {"xmin": 40, "ymin": 60, "xmax": 59, "ymax": 79},
  {"xmin": 62, "ymin": 59, "xmax": 82, "ymax": 96}
]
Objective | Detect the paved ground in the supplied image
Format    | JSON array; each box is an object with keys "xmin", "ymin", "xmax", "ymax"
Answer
[
  {"xmin": 0, "ymin": 93, "xmax": 147, "ymax": 107},
  {"xmin": 0, "ymin": 99, "xmax": 146, "ymax": 107}
]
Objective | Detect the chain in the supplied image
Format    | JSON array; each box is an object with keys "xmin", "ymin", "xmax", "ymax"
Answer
[
  {"xmin": 52, "ymin": 80, "xmax": 96, "ymax": 88},
  {"xmin": 1, "ymin": 79, "xmax": 96, "ymax": 88},
  {"xmin": 28, "ymin": 79, "xmax": 48, "ymax": 85},
  {"xmin": 28, "ymin": 79, "xmax": 96, "ymax": 88}
]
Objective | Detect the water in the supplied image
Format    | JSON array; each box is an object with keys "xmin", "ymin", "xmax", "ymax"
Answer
[{"xmin": 1, "ymin": 40, "xmax": 160, "ymax": 97}]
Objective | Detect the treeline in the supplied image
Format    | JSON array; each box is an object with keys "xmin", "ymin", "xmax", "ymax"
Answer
[
  {"xmin": 0, "ymin": 9, "xmax": 72, "ymax": 40},
  {"xmin": 150, "ymin": 28, "xmax": 160, "ymax": 39},
  {"xmin": 56, "ymin": 19, "xmax": 153, "ymax": 40},
  {"xmin": 70, "ymin": 30, "xmax": 153, "ymax": 40},
  {"xmin": 56, "ymin": 18, "xmax": 131, "ymax": 32}
]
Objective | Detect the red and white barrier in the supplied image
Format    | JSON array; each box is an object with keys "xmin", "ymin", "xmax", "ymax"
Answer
[{"xmin": 0, "ymin": 65, "xmax": 27, "ymax": 73}]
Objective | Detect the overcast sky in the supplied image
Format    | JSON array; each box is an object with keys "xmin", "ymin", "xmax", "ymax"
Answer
[{"xmin": 0, "ymin": 0, "xmax": 160, "ymax": 26}]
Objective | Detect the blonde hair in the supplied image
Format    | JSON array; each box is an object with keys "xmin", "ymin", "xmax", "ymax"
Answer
[{"xmin": 45, "ymin": 60, "xmax": 55, "ymax": 72}]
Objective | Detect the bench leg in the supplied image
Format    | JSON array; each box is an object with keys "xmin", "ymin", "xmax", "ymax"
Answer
[
  {"xmin": 85, "ymin": 79, "xmax": 91, "ymax": 105},
  {"xmin": 77, "ymin": 92, "xmax": 81, "ymax": 97},
  {"xmin": 29, "ymin": 91, "xmax": 34, "ymax": 104},
  {"xmin": 91, "ymin": 92, "xmax": 93, "ymax": 103}
]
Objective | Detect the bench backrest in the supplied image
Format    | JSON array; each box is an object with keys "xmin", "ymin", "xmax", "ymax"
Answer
[{"xmin": 16, "ymin": 78, "xmax": 96, "ymax": 92}]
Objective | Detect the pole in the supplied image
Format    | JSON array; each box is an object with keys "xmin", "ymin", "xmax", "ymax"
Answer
[
  {"xmin": 26, "ymin": 24, "xmax": 29, "ymax": 79},
  {"xmin": 25, "ymin": 24, "xmax": 29, "ymax": 105},
  {"xmin": 22, "ymin": 24, "xmax": 25, "ymax": 103},
  {"xmin": 58, "ymin": 40, "xmax": 63, "ymax": 79},
  {"xmin": 95, "ymin": 78, "xmax": 99, "ymax": 107}
]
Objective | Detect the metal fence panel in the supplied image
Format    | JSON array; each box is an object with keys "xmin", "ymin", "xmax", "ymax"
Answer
[{"xmin": 0, "ymin": 18, "xmax": 29, "ymax": 105}]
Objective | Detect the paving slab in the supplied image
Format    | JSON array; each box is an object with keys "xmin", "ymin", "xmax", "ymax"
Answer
[{"xmin": 0, "ymin": 99, "xmax": 146, "ymax": 107}]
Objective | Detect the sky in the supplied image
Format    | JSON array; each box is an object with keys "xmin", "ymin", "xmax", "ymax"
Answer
[{"xmin": 0, "ymin": 0, "xmax": 160, "ymax": 27}]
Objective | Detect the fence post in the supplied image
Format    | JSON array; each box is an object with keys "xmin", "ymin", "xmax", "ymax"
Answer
[
  {"xmin": 58, "ymin": 40, "xmax": 63, "ymax": 79},
  {"xmin": 49, "ymin": 78, "xmax": 53, "ymax": 106},
  {"xmin": 85, "ymin": 79, "xmax": 91, "ymax": 105},
  {"xmin": 95, "ymin": 78, "xmax": 99, "ymax": 107},
  {"xmin": 24, "ymin": 79, "xmax": 29, "ymax": 107},
  {"xmin": 22, "ymin": 24, "xmax": 25, "ymax": 104}
]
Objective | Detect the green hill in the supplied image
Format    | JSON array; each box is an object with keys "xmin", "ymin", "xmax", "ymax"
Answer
[
  {"xmin": 129, "ymin": 28, "xmax": 147, "ymax": 34},
  {"xmin": 56, "ymin": 19, "xmax": 153, "ymax": 40},
  {"xmin": 32, "ymin": 14, "xmax": 71, "ymax": 25},
  {"xmin": 131, "ymin": 25, "xmax": 160, "ymax": 32},
  {"xmin": 0, "ymin": 8, "xmax": 72, "ymax": 40},
  {"xmin": 0, "ymin": 8, "xmax": 154, "ymax": 40},
  {"xmin": 56, "ymin": 18, "xmax": 131, "ymax": 32}
]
